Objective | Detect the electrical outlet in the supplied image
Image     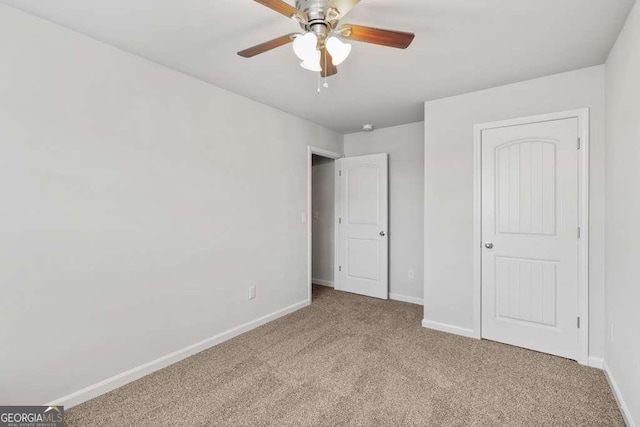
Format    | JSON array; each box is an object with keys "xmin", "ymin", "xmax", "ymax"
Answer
[
  {"xmin": 408, "ymin": 269, "xmax": 415, "ymax": 280},
  {"xmin": 313, "ymin": 211, "xmax": 320, "ymax": 220},
  {"xmin": 300, "ymin": 212, "xmax": 307, "ymax": 224},
  {"xmin": 249, "ymin": 285, "xmax": 256, "ymax": 300}
]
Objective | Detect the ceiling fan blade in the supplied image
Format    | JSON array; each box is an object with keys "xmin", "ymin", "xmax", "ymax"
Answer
[
  {"xmin": 327, "ymin": 0, "xmax": 361, "ymax": 18},
  {"xmin": 254, "ymin": 0, "xmax": 308, "ymax": 21},
  {"xmin": 237, "ymin": 33, "xmax": 298, "ymax": 58},
  {"xmin": 320, "ymin": 47, "xmax": 338, "ymax": 78},
  {"xmin": 339, "ymin": 24, "xmax": 415, "ymax": 49}
]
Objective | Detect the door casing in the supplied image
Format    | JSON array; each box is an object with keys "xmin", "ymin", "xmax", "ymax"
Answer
[{"xmin": 473, "ymin": 109, "xmax": 590, "ymax": 366}]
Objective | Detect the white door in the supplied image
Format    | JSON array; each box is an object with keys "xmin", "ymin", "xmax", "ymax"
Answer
[
  {"xmin": 481, "ymin": 118, "xmax": 580, "ymax": 360},
  {"xmin": 335, "ymin": 153, "xmax": 388, "ymax": 299}
]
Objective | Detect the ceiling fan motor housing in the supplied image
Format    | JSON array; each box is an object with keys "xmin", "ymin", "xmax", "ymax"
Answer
[{"xmin": 296, "ymin": 0, "xmax": 332, "ymax": 38}]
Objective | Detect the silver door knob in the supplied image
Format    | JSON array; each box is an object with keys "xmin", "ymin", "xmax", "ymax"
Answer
[
  {"xmin": 380, "ymin": 231, "xmax": 386, "ymax": 236},
  {"xmin": 484, "ymin": 242, "xmax": 494, "ymax": 249}
]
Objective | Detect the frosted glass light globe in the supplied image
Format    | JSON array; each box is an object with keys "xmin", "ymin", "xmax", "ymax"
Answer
[
  {"xmin": 325, "ymin": 36, "xmax": 352, "ymax": 65},
  {"xmin": 300, "ymin": 50, "xmax": 322, "ymax": 72},
  {"xmin": 293, "ymin": 33, "xmax": 318, "ymax": 61}
]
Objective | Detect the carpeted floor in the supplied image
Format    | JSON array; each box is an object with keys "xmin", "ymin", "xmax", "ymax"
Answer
[{"xmin": 67, "ymin": 285, "xmax": 623, "ymax": 426}]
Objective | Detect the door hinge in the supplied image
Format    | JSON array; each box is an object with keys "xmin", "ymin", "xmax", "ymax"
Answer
[
  {"xmin": 339, "ymin": 170, "xmax": 342, "ymax": 177},
  {"xmin": 577, "ymin": 137, "xmax": 581, "ymax": 150},
  {"xmin": 339, "ymin": 265, "xmax": 342, "ymax": 272},
  {"xmin": 577, "ymin": 227, "xmax": 581, "ymax": 239},
  {"xmin": 339, "ymin": 217, "xmax": 342, "ymax": 224},
  {"xmin": 577, "ymin": 317, "xmax": 581, "ymax": 329}
]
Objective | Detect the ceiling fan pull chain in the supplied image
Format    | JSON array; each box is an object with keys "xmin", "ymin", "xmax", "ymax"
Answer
[
  {"xmin": 323, "ymin": 57, "xmax": 329, "ymax": 89},
  {"xmin": 317, "ymin": 70, "xmax": 321, "ymax": 94}
]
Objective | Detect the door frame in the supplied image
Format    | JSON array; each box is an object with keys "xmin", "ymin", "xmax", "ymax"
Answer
[
  {"xmin": 472, "ymin": 108, "xmax": 590, "ymax": 366},
  {"xmin": 307, "ymin": 146, "xmax": 342, "ymax": 302}
]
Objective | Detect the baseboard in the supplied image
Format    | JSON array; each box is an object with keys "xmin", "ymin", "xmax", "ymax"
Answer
[
  {"xmin": 312, "ymin": 279, "xmax": 334, "ymax": 288},
  {"xmin": 389, "ymin": 293, "xmax": 423, "ymax": 306},
  {"xmin": 603, "ymin": 361, "xmax": 636, "ymax": 427},
  {"xmin": 422, "ymin": 319, "xmax": 477, "ymax": 339},
  {"xmin": 46, "ymin": 299, "xmax": 310, "ymax": 409},
  {"xmin": 588, "ymin": 356, "xmax": 604, "ymax": 370}
]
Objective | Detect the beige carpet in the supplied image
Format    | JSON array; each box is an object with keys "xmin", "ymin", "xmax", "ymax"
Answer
[{"xmin": 67, "ymin": 285, "xmax": 623, "ymax": 426}]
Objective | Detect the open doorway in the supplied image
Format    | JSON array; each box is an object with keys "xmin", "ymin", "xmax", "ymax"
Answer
[
  {"xmin": 311, "ymin": 154, "xmax": 335, "ymax": 301},
  {"xmin": 307, "ymin": 146, "xmax": 340, "ymax": 302},
  {"xmin": 307, "ymin": 146, "xmax": 390, "ymax": 303}
]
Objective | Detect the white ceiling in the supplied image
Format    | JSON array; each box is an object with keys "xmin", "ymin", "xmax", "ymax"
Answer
[{"xmin": 1, "ymin": 0, "xmax": 635, "ymax": 133}]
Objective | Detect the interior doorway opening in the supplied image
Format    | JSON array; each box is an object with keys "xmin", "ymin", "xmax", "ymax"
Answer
[
  {"xmin": 307, "ymin": 146, "xmax": 389, "ymax": 302},
  {"xmin": 311, "ymin": 153, "xmax": 336, "ymax": 301},
  {"xmin": 307, "ymin": 146, "xmax": 340, "ymax": 303}
]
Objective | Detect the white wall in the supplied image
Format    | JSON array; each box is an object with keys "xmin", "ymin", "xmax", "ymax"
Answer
[
  {"xmin": 311, "ymin": 155, "xmax": 334, "ymax": 285},
  {"xmin": 0, "ymin": 4, "xmax": 342, "ymax": 405},
  {"xmin": 605, "ymin": 1, "xmax": 640, "ymax": 424},
  {"xmin": 344, "ymin": 122, "xmax": 425, "ymax": 303},
  {"xmin": 423, "ymin": 66, "xmax": 607, "ymax": 359}
]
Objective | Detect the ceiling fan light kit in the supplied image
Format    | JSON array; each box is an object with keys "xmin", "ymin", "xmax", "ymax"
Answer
[
  {"xmin": 294, "ymin": 33, "xmax": 350, "ymax": 71},
  {"xmin": 238, "ymin": 0, "xmax": 415, "ymax": 87},
  {"xmin": 325, "ymin": 36, "xmax": 351, "ymax": 65},
  {"xmin": 301, "ymin": 52, "xmax": 322, "ymax": 72},
  {"xmin": 293, "ymin": 32, "xmax": 317, "ymax": 61}
]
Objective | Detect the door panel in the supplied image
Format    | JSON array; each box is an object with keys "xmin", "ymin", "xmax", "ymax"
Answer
[
  {"xmin": 495, "ymin": 256, "xmax": 558, "ymax": 327},
  {"xmin": 496, "ymin": 141, "xmax": 557, "ymax": 235},
  {"xmin": 336, "ymin": 153, "xmax": 388, "ymax": 299},
  {"xmin": 482, "ymin": 118, "xmax": 579, "ymax": 360},
  {"xmin": 347, "ymin": 238, "xmax": 380, "ymax": 280},
  {"xmin": 347, "ymin": 166, "xmax": 380, "ymax": 225}
]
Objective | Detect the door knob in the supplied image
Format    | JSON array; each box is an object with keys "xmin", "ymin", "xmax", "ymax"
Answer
[
  {"xmin": 380, "ymin": 231, "xmax": 386, "ymax": 237},
  {"xmin": 484, "ymin": 242, "xmax": 494, "ymax": 249}
]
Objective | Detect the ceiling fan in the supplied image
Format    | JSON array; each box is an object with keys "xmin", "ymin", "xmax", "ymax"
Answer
[{"xmin": 237, "ymin": 0, "xmax": 415, "ymax": 78}]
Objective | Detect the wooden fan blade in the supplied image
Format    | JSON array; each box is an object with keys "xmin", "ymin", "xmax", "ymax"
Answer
[
  {"xmin": 237, "ymin": 33, "xmax": 297, "ymax": 58},
  {"xmin": 320, "ymin": 47, "xmax": 338, "ymax": 78},
  {"xmin": 340, "ymin": 24, "xmax": 415, "ymax": 49},
  {"xmin": 254, "ymin": 0, "xmax": 308, "ymax": 21},
  {"xmin": 327, "ymin": 0, "xmax": 361, "ymax": 18}
]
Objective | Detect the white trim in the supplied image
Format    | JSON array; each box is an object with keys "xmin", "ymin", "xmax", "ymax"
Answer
[
  {"xmin": 604, "ymin": 361, "xmax": 636, "ymax": 427},
  {"xmin": 577, "ymin": 109, "xmax": 591, "ymax": 367},
  {"xmin": 390, "ymin": 293, "xmax": 423, "ymax": 305},
  {"xmin": 312, "ymin": 278, "xmax": 334, "ymax": 288},
  {"xmin": 587, "ymin": 357, "xmax": 604, "ymax": 370},
  {"xmin": 473, "ymin": 108, "xmax": 590, "ymax": 365},
  {"xmin": 472, "ymin": 123, "xmax": 483, "ymax": 340},
  {"xmin": 307, "ymin": 146, "xmax": 341, "ymax": 302},
  {"xmin": 422, "ymin": 319, "xmax": 476, "ymax": 338},
  {"xmin": 45, "ymin": 300, "xmax": 310, "ymax": 409},
  {"xmin": 309, "ymin": 146, "xmax": 341, "ymax": 159},
  {"xmin": 389, "ymin": 293, "xmax": 424, "ymax": 305},
  {"xmin": 334, "ymin": 158, "xmax": 343, "ymax": 292}
]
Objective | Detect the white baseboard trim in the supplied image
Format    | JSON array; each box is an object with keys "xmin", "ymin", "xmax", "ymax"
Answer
[
  {"xmin": 389, "ymin": 293, "xmax": 423, "ymax": 306},
  {"xmin": 603, "ymin": 361, "xmax": 636, "ymax": 427},
  {"xmin": 312, "ymin": 279, "xmax": 334, "ymax": 288},
  {"xmin": 46, "ymin": 299, "xmax": 310, "ymax": 409},
  {"xmin": 422, "ymin": 319, "xmax": 476, "ymax": 339},
  {"xmin": 588, "ymin": 356, "xmax": 604, "ymax": 370}
]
